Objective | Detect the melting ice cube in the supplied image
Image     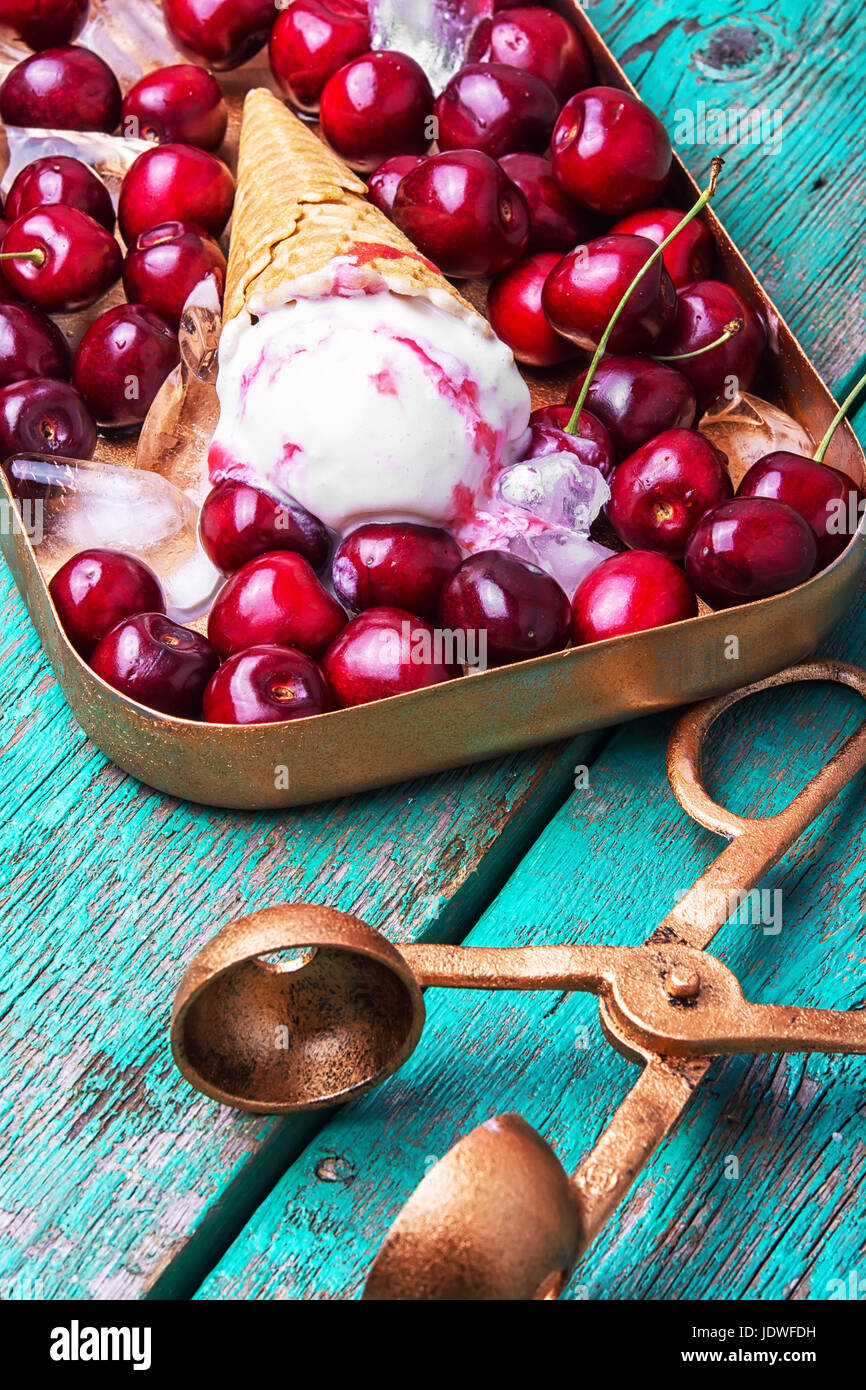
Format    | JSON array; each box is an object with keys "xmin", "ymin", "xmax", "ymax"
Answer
[
  {"xmin": 507, "ymin": 530, "xmax": 614, "ymax": 600},
  {"xmin": 370, "ymin": 0, "xmax": 493, "ymax": 94},
  {"xmin": 496, "ymin": 452, "xmax": 610, "ymax": 534},
  {"xmin": 698, "ymin": 391, "xmax": 816, "ymax": 489}
]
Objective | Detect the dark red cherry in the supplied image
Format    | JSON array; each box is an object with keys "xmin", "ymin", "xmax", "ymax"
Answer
[
  {"xmin": 566, "ymin": 355, "xmax": 696, "ymax": 460},
  {"xmin": 123, "ymin": 221, "xmax": 227, "ymax": 329},
  {"xmin": 73, "ymin": 304, "xmax": 180, "ymax": 429},
  {"xmin": 121, "ymin": 64, "xmax": 228, "ymax": 151},
  {"xmin": 610, "ymin": 207, "xmax": 714, "ymax": 289},
  {"xmin": 738, "ymin": 451, "xmax": 864, "ymax": 572},
  {"xmin": 488, "ymin": 252, "xmax": 576, "ymax": 368},
  {"xmin": 0, "ymin": 45, "xmax": 121, "ymax": 132},
  {"xmin": 321, "ymin": 606, "xmax": 460, "ymax": 707},
  {"xmin": 498, "ymin": 152, "xmax": 595, "ymax": 253},
  {"xmin": 199, "ymin": 480, "xmax": 330, "ymax": 574},
  {"xmin": 543, "ymin": 234, "xmax": 676, "ymax": 354},
  {"xmin": 0, "ymin": 221, "xmax": 19, "ymax": 302},
  {"xmin": 49, "ymin": 547, "xmax": 165, "ymax": 657},
  {"xmin": 434, "ymin": 62, "xmax": 558, "ymax": 161},
  {"xmin": 118, "ymin": 143, "xmax": 234, "ymax": 243},
  {"xmin": 467, "ymin": 6, "xmax": 594, "ymax": 103},
  {"xmin": 203, "ymin": 644, "xmax": 333, "ymax": 724},
  {"xmin": 521, "ymin": 408, "xmax": 615, "ymax": 480},
  {"xmin": 608, "ymin": 427, "xmax": 732, "ymax": 558},
  {"xmin": 268, "ymin": 0, "xmax": 369, "ymax": 116},
  {"xmin": 6, "ymin": 155, "xmax": 114, "ymax": 232},
  {"xmin": 0, "ymin": 302, "xmax": 70, "ymax": 387},
  {"xmin": 0, "ymin": 376, "xmax": 95, "ymax": 461},
  {"xmin": 572, "ymin": 548, "xmax": 697, "ymax": 643},
  {"xmin": 392, "ymin": 150, "xmax": 529, "ymax": 278},
  {"xmin": 551, "ymin": 86, "xmax": 672, "ymax": 216},
  {"xmin": 332, "ymin": 522, "xmax": 462, "ymax": 621},
  {"xmin": 208, "ymin": 550, "xmax": 346, "ymax": 660},
  {"xmin": 320, "ymin": 51, "xmax": 433, "ymax": 174},
  {"xmin": 163, "ymin": 0, "xmax": 275, "ymax": 70},
  {"xmin": 661, "ymin": 279, "xmax": 766, "ymax": 407},
  {"xmin": 0, "ymin": 0, "xmax": 89, "ymax": 50},
  {"xmin": 367, "ymin": 154, "xmax": 427, "ymax": 218},
  {"xmin": 438, "ymin": 549, "xmax": 571, "ymax": 664},
  {"xmin": 0, "ymin": 205, "xmax": 121, "ymax": 313},
  {"xmin": 90, "ymin": 611, "xmax": 219, "ymax": 717},
  {"xmin": 684, "ymin": 497, "xmax": 817, "ymax": 608}
]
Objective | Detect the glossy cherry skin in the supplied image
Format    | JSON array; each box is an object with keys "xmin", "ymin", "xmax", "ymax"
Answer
[
  {"xmin": 520, "ymin": 409, "xmax": 615, "ymax": 480},
  {"xmin": 438, "ymin": 549, "xmax": 571, "ymax": 665},
  {"xmin": 566, "ymin": 355, "xmax": 696, "ymax": 460},
  {"xmin": 551, "ymin": 86, "xmax": 672, "ymax": 216},
  {"xmin": 393, "ymin": 151, "xmax": 529, "ymax": 279},
  {"xmin": 0, "ymin": 206, "xmax": 121, "ymax": 313},
  {"xmin": 0, "ymin": 224, "xmax": 20, "ymax": 303},
  {"xmin": 118, "ymin": 143, "xmax": 235, "ymax": 243},
  {"xmin": 498, "ymin": 152, "xmax": 594, "ymax": 254},
  {"xmin": 163, "ymin": 0, "xmax": 275, "ymax": 70},
  {"xmin": 488, "ymin": 252, "xmax": 576, "ymax": 368},
  {"xmin": 467, "ymin": 6, "xmax": 593, "ymax": 103},
  {"xmin": 121, "ymin": 65, "xmax": 228, "ymax": 151},
  {"xmin": 738, "ymin": 451, "xmax": 864, "ymax": 572},
  {"xmin": 203, "ymin": 644, "xmax": 333, "ymax": 724},
  {"xmin": 661, "ymin": 279, "xmax": 766, "ymax": 408},
  {"xmin": 322, "ymin": 606, "xmax": 460, "ymax": 708},
  {"xmin": 208, "ymin": 550, "xmax": 346, "ymax": 660},
  {"xmin": 332, "ymin": 522, "xmax": 462, "ymax": 621},
  {"xmin": 123, "ymin": 221, "xmax": 227, "ymax": 329},
  {"xmin": 684, "ymin": 497, "xmax": 817, "ymax": 609},
  {"xmin": 608, "ymin": 428, "xmax": 732, "ymax": 558},
  {"xmin": 543, "ymin": 234, "xmax": 676, "ymax": 355},
  {"xmin": 572, "ymin": 549, "xmax": 697, "ymax": 643},
  {"xmin": 0, "ymin": 0, "xmax": 89, "ymax": 50},
  {"xmin": 199, "ymin": 480, "xmax": 330, "ymax": 574},
  {"xmin": 91, "ymin": 612, "xmax": 219, "ymax": 718},
  {"xmin": 434, "ymin": 63, "xmax": 558, "ymax": 161},
  {"xmin": 0, "ymin": 302, "xmax": 70, "ymax": 387},
  {"xmin": 367, "ymin": 154, "xmax": 427, "ymax": 218},
  {"xmin": 269, "ymin": 0, "xmax": 369, "ymax": 116},
  {"xmin": 0, "ymin": 376, "xmax": 95, "ymax": 461},
  {"xmin": 0, "ymin": 45, "xmax": 121, "ymax": 132},
  {"xmin": 609, "ymin": 207, "xmax": 713, "ymax": 290},
  {"xmin": 320, "ymin": 51, "xmax": 434, "ymax": 174},
  {"xmin": 49, "ymin": 548, "xmax": 165, "ymax": 657},
  {"xmin": 6, "ymin": 155, "xmax": 114, "ymax": 232},
  {"xmin": 73, "ymin": 304, "xmax": 180, "ymax": 429}
]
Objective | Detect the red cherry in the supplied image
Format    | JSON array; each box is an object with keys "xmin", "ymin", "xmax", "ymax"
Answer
[
  {"xmin": 467, "ymin": 6, "xmax": 594, "ymax": 103},
  {"xmin": 684, "ymin": 497, "xmax": 817, "ymax": 608},
  {"xmin": 488, "ymin": 251, "xmax": 575, "ymax": 368},
  {"xmin": 123, "ymin": 221, "xmax": 227, "ymax": 330},
  {"xmin": 609, "ymin": 207, "xmax": 714, "ymax": 289},
  {"xmin": 438, "ymin": 549, "xmax": 571, "ymax": 664},
  {"xmin": 661, "ymin": 279, "xmax": 766, "ymax": 407},
  {"xmin": 434, "ymin": 62, "xmax": 558, "ymax": 161},
  {"xmin": 367, "ymin": 154, "xmax": 427, "ymax": 218},
  {"xmin": 118, "ymin": 143, "xmax": 234, "ymax": 243},
  {"xmin": 199, "ymin": 480, "xmax": 330, "ymax": 574},
  {"xmin": 0, "ymin": 45, "xmax": 121, "ymax": 132},
  {"xmin": 0, "ymin": 220, "xmax": 19, "ymax": 302},
  {"xmin": 499, "ymin": 152, "xmax": 595, "ymax": 253},
  {"xmin": 551, "ymin": 86, "xmax": 672, "ymax": 216},
  {"xmin": 0, "ymin": 205, "xmax": 121, "ymax": 313},
  {"xmin": 520, "ymin": 409, "xmax": 615, "ymax": 480},
  {"xmin": 0, "ymin": 302, "xmax": 70, "ymax": 387},
  {"xmin": 572, "ymin": 549, "xmax": 697, "ymax": 643},
  {"xmin": 6, "ymin": 155, "xmax": 114, "ymax": 232},
  {"xmin": 203, "ymin": 644, "xmax": 333, "ymax": 724},
  {"xmin": 566, "ymin": 355, "xmax": 696, "ymax": 460},
  {"xmin": 392, "ymin": 150, "xmax": 529, "ymax": 279},
  {"xmin": 332, "ymin": 522, "xmax": 462, "ymax": 620},
  {"xmin": 268, "ymin": 0, "xmax": 369, "ymax": 116},
  {"xmin": 0, "ymin": 0, "xmax": 89, "ymax": 50},
  {"xmin": 73, "ymin": 304, "xmax": 180, "ymax": 429},
  {"xmin": 163, "ymin": 0, "xmax": 275, "ymax": 70},
  {"xmin": 608, "ymin": 428, "xmax": 732, "ymax": 558},
  {"xmin": 207, "ymin": 550, "xmax": 346, "ymax": 659},
  {"xmin": 737, "ymin": 451, "xmax": 864, "ymax": 572},
  {"xmin": 320, "ymin": 51, "xmax": 433, "ymax": 174},
  {"xmin": 0, "ymin": 376, "xmax": 96, "ymax": 460},
  {"xmin": 322, "ymin": 606, "xmax": 460, "ymax": 707},
  {"xmin": 90, "ymin": 612, "xmax": 219, "ymax": 717},
  {"xmin": 543, "ymin": 234, "xmax": 676, "ymax": 354},
  {"xmin": 49, "ymin": 548, "xmax": 165, "ymax": 657},
  {"xmin": 121, "ymin": 65, "xmax": 228, "ymax": 151}
]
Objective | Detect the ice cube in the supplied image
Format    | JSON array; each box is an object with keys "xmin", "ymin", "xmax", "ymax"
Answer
[
  {"xmin": 370, "ymin": 0, "xmax": 493, "ymax": 94},
  {"xmin": 496, "ymin": 452, "xmax": 611, "ymax": 534},
  {"xmin": 508, "ymin": 529, "xmax": 614, "ymax": 600},
  {"xmin": 698, "ymin": 391, "xmax": 816, "ymax": 488}
]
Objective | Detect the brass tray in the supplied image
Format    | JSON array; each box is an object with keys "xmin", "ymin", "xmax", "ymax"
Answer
[{"xmin": 1, "ymin": 1, "xmax": 864, "ymax": 809}]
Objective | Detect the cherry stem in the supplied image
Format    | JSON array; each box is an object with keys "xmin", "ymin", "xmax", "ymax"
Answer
[
  {"xmin": 814, "ymin": 368, "xmax": 866, "ymax": 463},
  {"xmin": 0, "ymin": 248, "xmax": 46, "ymax": 267},
  {"xmin": 653, "ymin": 318, "xmax": 743, "ymax": 362},
  {"xmin": 565, "ymin": 156, "xmax": 724, "ymax": 437}
]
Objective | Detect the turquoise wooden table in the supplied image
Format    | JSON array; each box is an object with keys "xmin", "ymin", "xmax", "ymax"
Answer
[{"xmin": 2, "ymin": 0, "xmax": 865, "ymax": 1302}]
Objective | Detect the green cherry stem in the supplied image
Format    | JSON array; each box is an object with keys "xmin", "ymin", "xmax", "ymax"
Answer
[
  {"xmin": 814, "ymin": 368, "xmax": 866, "ymax": 463},
  {"xmin": 0, "ymin": 247, "xmax": 46, "ymax": 267},
  {"xmin": 653, "ymin": 317, "xmax": 743, "ymax": 362},
  {"xmin": 565, "ymin": 155, "xmax": 725, "ymax": 437}
]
